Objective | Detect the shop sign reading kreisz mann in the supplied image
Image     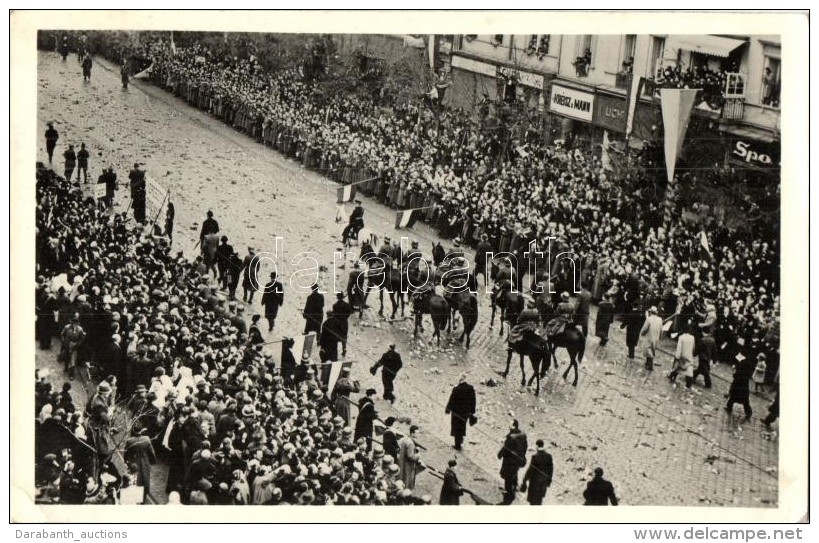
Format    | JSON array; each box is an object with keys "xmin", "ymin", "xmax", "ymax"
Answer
[{"xmin": 549, "ymin": 84, "xmax": 595, "ymax": 122}]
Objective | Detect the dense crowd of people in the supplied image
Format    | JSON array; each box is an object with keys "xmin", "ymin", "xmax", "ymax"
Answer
[
  {"xmin": 653, "ymin": 64, "xmax": 738, "ymax": 108},
  {"xmin": 34, "ymin": 165, "xmax": 437, "ymax": 505}
]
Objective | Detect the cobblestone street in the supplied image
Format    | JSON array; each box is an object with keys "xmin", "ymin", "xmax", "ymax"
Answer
[{"xmin": 35, "ymin": 50, "xmax": 778, "ymax": 507}]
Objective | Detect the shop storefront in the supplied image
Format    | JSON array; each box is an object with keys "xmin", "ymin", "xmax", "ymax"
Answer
[{"xmin": 548, "ymin": 82, "xmax": 596, "ymax": 145}]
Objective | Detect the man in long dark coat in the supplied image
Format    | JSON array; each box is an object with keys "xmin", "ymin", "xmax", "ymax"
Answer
[
  {"xmin": 331, "ymin": 292, "xmax": 353, "ymax": 356},
  {"xmin": 521, "ymin": 439, "xmax": 553, "ymax": 505},
  {"xmin": 45, "ymin": 122, "xmax": 59, "ymax": 164},
  {"xmin": 497, "ymin": 419, "xmax": 528, "ymax": 505},
  {"xmin": 439, "ymin": 459, "xmax": 465, "ymax": 505},
  {"xmin": 353, "ymin": 388, "xmax": 378, "ymax": 451},
  {"xmin": 124, "ymin": 428, "xmax": 156, "ymax": 497},
  {"xmin": 620, "ymin": 299, "xmax": 645, "ymax": 359},
  {"xmin": 583, "ymin": 467, "xmax": 618, "ymax": 505},
  {"xmin": 445, "ymin": 373, "xmax": 476, "ymax": 451},
  {"xmin": 595, "ymin": 293, "xmax": 615, "ymax": 345},
  {"xmin": 302, "ymin": 284, "xmax": 324, "ymax": 336},
  {"xmin": 215, "ymin": 236, "xmax": 233, "ymax": 286},
  {"xmin": 725, "ymin": 337, "xmax": 756, "ymax": 420},
  {"xmin": 370, "ymin": 344, "xmax": 402, "ymax": 403},
  {"xmin": 128, "ymin": 164, "xmax": 146, "ymax": 223},
  {"xmin": 242, "ymin": 249, "xmax": 262, "ymax": 305}
]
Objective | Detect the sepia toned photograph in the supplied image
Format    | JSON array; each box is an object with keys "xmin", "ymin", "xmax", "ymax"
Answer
[{"xmin": 10, "ymin": 10, "xmax": 808, "ymax": 524}]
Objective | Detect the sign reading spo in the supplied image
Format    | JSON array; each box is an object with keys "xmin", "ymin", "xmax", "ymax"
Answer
[{"xmin": 549, "ymin": 84, "xmax": 595, "ymax": 122}]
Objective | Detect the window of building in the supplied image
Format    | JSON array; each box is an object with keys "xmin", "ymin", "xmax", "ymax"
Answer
[
  {"xmin": 573, "ymin": 35, "xmax": 593, "ymax": 77},
  {"xmin": 649, "ymin": 36, "xmax": 666, "ymax": 78},
  {"xmin": 620, "ymin": 34, "xmax": 636, "ymax": 74},
  {"xmin": 761, "ymin": 55, "xmax": 780, "ymax": 108},
  {"xmin": 525, "ymin": 34, "xmax": 550, "ymax": 58},
  {"xmin": 724, "ymin": 73, "xmax": 746, "ymax": 97}
]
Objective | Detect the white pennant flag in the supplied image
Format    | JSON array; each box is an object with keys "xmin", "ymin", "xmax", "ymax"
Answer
[{"xmin": 660, "ymin": 88, "xmax": 699, "ymax": 184}]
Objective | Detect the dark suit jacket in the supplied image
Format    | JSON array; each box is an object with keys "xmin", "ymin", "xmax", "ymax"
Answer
[{"xmin": 523, "ymin": 449, "xmax": 553, "ymax": 497}]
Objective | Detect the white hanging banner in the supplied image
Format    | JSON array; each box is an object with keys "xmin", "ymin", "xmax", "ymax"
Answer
[{"xmin": 660, "ymin": 88, "xmax": 699, "ymax": 183}]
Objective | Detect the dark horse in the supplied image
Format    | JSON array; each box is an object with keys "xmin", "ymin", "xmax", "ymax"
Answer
[
  {"xmin": 547, "ymin": 324, "xmax": 587, "ymax": 387},
  {"xmin": 363, "ymin": 262, "xmax": 405, "ymax": 319},
  {"xmin": 412, "ymin": 287, "xmax": 450, "ymax": 346},
  {"xmin": 503, "ymin": 327, "xmax": 553, "ymax": 395},
  {"xmin": 446, "ymin": 289, "xmax": 479, "ymax": 348}
]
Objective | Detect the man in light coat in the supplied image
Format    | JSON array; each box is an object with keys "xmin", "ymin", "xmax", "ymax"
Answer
[
  {"xmin": 640, "ymin": 306, "xmax": 664, "ymax": 371},
  {"xmin": 398, "ymin": 425, "xmax": 422, "ymax": 490}
]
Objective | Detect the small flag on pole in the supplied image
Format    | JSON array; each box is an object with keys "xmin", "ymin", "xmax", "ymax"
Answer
[
  {"xmin": 325, "ymin": 359, "xmax": 354, "ymax": 396},
  {"xmin": 337, "ymin": 185, "xmax": 357, "ymax": 204},
  {"xmin": 699, "ymin": 229, "xmax": 712, "ymax": 261},
  {"xmin": 395, "ymin": 208, "xmax": 420, "ymax": 229}
]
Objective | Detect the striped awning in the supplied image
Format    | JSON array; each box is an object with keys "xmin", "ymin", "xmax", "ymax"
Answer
[{"xmin": 671, "ymin": 35, "xmax": 746, "ymax": 58}]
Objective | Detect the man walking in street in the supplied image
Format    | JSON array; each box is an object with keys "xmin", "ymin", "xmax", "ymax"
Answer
[
  {"xmin": 260, "ymin": 271, "xmax": 284, "ymax": 331},
  {"xmin": 445, "ymin": 373, "xmax": 476, "ymax": 451},
  {"xmin": 240, "ymin": 247, "xmax": 260, "ymax": 303},
  {"xmin": 215, "ymin": 236, "xmax": 234, "ymax": 288},
  {"xmin": 725, "ymin": 336, "xmax": 756, "ymax": 421},
  {"xmin": 45, "ymin": 122, "xmax": 59, "ymax": 164},
  {"xmin": 398, "ymin": 425, "xmax": 422, "ymax": 490},
  {"xmin": 583, "ymin": 467, "xmax": 619, "ymax": 505},
  {"xmin": 63, "ymin": 144, "xmax": 76, "ymax": 183},
  {"xmin": 595, "ymin": 293, "xmax": 615, "ymax": 346},
  {"xmin": 77, "ymin": 143, "xmax": 90, "ymax": 184},
  {"xmin": 693, "ymin": 330, "xmax": 716, "ymax": 388},
  {"xmin": 473, "ymin": 233, "xmax": 492, "ymax": 289},
  {"xmin": 81, "ymin": 54, "xmax": 93, "ymax": 82},
  {"xmin": 575, "ymin": 284, "xmax": 592, "ymax": 337},
  {"xmin": 302, "ymin": 283, "xmax": 324, "ymax": 337},
  {"xmin": 669, "ymin": 325, "xmax": 696, "ymax": 388},
  {"xmin": 124, "ymin": 427, "xmax": 156, "ymax": 498},
  {"xmin": 497, "ymin": 419, "xmax": 528, "ymax": 505},
  {"xmin": 353, "ymin": 388, "xmax": 378, "ymax": 451},
  {"xmin": 439, "ymin": 459, "xmax": 465, "ymax": 505},
  {"xmin": 128, "ymin": 163, "xmax": 146, "ymax": 223},
  {"xmin": 640, "ymin": 306, "xmax": 663, "ymax": 371},
  {"xmin": 370, "ymin": 343, "xmax": 402, "ymax": 404},
  {"xmin": 520, "ymin": 439, "xmax": 553, "ymax": 505}
]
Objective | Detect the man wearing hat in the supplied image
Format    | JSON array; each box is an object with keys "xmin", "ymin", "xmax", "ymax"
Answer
[
  {"xmin": 60, "ymin": 313, "xmax": 85, "ymax": 379},
  {"xmin": 497, "ymin": 419, "xmax": 528, "ymax": 505},
  {"xmin": 583, "ymin": 467, "xmax": 618, "ymax": 506},
  {"xmin": 595, "ymin": 293, "xmax": 616, "ymax": 346},
  {"xmin": 63, "ymin": 144, "xmax": 76, "ymax": 183},
  {"xmin": 128, "ymin": 163, "xmax": 147, "ymax": 223},
  {"xmin": 124, "ymin": 427, "xmax": 157, "ymax": 497},
  {"xmin": 346, "ymin": 264, "xmax": 366, "ymax": 317},
  {"xmin": 332, "ymin": 292, "xmax": 353, "ymax": 356},
  {"xmin": 381, "ymin": 416, "xmax": 400, "ymax": 459},
  {"xmin": 520, "ymin": 439, "xmax": 554, "ymax": 505},
  {"xmin": 725, "ymin": 335, "xmax": 756, "ymax": 421},
  {"xmin": 354, "ymin": 388, "xmax": 378, "ymax": 451},
  {"xmin": 439, "ymin": 458, "xmax": 465, "ymax": 505},
  {"xmin": 215, "ymin": 236, "xmax": 234, "ymax": 286},
  {"xmin": 370, "ymin": 344, "xmax": 403, "ymax": 404},
  {"xmin": 640, "ymin": 306, "xmax": 664, "ymax": 371},
  {"xmin": 398, "ymin": 425, "xmax": 422, "ymax": 490},
  {"xmin": 331, "ymin": 367, "xmax": 358, "ymax": 426},
  {"xmin": 445, "ymin": 373, "xmax": 477, "ymax": 451},
  {"xmin": 303, "ymin": 283, "xmax": 325, "ymax": 337},
  {"xmin": 44, "ymin": 122, "xmax": 59, "ymax": 164},
  {"xmin": 474, "ymin": 233, "xmax": 492, "ymax": 288},
  {"xmin": 342, "ymin": 200, "xmax": 364, "ymax": 245},
  {"xmin": 378, "ymin": 236, "xmax": 393, "ymax": 265},
  {"xmin": 260, "ymin": 271, "xmax": 284, "ymax": 329},
  {"xmin": 98, "ymin": 165, "xmax": 117, "ymax": 208}
]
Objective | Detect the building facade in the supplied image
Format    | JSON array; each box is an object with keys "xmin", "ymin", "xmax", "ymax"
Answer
[{"xmin": 446, "ymin": 34, "xmax": 780, "ymax": 171}]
